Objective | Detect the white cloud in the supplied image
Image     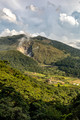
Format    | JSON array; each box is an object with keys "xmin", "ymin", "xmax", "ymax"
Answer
[
  {"xmin": 60, "ymin": 13, "xmax": 79, "ymax": 26},
  {"xmin": 0, "ymin": 29, "xmax": 25, "ymax": 37},
  {"xmin": 1, "ymin": 8, "xmax": 17, "ymax": 23},
  {"xmin": 26, "ymin": 5, "xmax": 39, "ymax": 12},
  {"xmin": 2, "ymin": 8, "xmax": 17, "ymax": 23},
  {"xmin": 0, "ymin": 29, "xmax": 46, "ymax": 38},
  {"xmin": 30, "ymin": 5, "xmax": 38, "ymax": 12}
]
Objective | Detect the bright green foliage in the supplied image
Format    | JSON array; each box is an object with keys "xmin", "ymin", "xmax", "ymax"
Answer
[{"xmin": 0, "ymin": 60, "xmax": 80, "ymax": 119}]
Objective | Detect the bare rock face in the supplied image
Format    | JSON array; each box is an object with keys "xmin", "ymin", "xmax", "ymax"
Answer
[
  {"xmin": 17, "ymin": 36, "xmax": 32, "ymax": 56},
  {"xmin": 17, "ymin": 46, "xmax": 25, "ymax": 54}
]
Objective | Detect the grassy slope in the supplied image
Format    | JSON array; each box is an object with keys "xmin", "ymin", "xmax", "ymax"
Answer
[
  {"xmin": 33, "ymin": 36, "xmax": 80, "ymax": 57},
  {"xmin": 30, "ymin": 41, "xmax": 67, "ymax": 64}
]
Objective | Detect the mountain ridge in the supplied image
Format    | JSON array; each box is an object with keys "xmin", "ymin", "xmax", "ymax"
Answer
[{"xmin": 0, "ymin": 34, "xmax": 80, "ymax": 77}]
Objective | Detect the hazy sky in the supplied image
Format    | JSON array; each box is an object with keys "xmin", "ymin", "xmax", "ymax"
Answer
[{"xmin": 0, "ymin": 0, "xmax": 80, "ymax": 48}]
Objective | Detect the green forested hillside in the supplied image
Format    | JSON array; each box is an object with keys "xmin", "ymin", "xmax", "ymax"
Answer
[
  {"xmin": 0, "ymin": 60, "xmax": 80, "ymax": 120},
  {"xmin": 55, "ymin": 57, "xmax": 80, "ymax": 78},
  {"xmin": 50, "ymin": 40, "xmax": 80, "ymax": 57},
  {"xmin": 0, "ymin": 50, "xmax": 42, "ymax": 72}
]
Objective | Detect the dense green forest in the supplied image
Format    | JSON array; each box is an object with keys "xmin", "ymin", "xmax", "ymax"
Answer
[
  {"xmin": 55, "ymin": 57, "xmax": 80, "ymax": 78},
  {"xmin": 0, "ymin": 60, "xmax": 80, "ymax": 120}
]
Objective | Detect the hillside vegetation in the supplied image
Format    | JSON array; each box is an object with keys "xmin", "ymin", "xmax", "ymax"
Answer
[
  {"xmin": 0, "ymin": 60, "xmax": 80, "ymax": 120},
  {"xmin": 55, "ymin": 56, "xmax": 80, "ymax": 78},
  {"xmin": 0, "ymin": 50, "xmax": 42, "ymax": 72}
]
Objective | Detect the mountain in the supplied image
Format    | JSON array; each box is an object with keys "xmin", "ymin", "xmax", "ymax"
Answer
[
  {"xmin": 0, "ymin": 34, "xmax": 80, "ymax": 77},
  {"xmin": 0, "ymin": 34, "xmax": 66, "ymax": 64},
  {"xmin": 17, "ymin": 35, "xmax": 80, "ymax": 64},
  {"xmin": 1, "ymin": 34, "xmax": 80, "ymax": 64},
  {"xmin": 32, "ymin": 36, "xmax": 80, "ymax": 57},
  {"xmin": 18, "ymin": 37, "xmax": 67, "ymax": 64}
]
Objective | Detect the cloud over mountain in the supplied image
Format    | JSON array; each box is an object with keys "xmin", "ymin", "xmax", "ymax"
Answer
[{"xmin": 0, "ymin": 29, "xmax": 25, "ymax": 37}]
